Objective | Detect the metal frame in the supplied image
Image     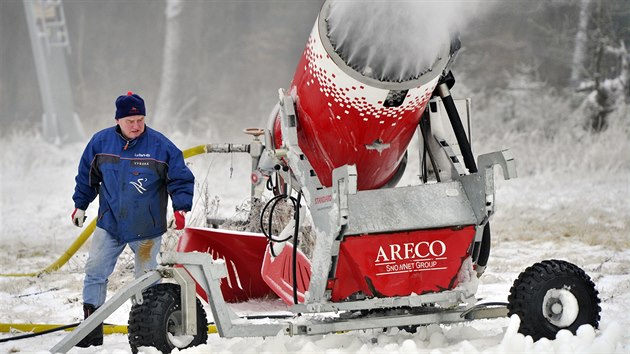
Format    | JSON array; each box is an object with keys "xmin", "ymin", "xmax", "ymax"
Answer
[
  {"xmin": 52, "ymin": 249, "xmax": 509, "ymax": 353},
  {"xmin": 189, "ymin": 247, "xmax": 508, "ymax": 334}
]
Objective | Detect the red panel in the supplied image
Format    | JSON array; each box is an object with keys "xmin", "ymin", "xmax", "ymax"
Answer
[
  {"xmin": 260, "ymin": 243, "xmax": 312, "ymax": 306},
  {"xmin": 176, "ymin": 227, "xmax": 276, "ymax": 303},
  {"xmin": 330, "ymin": 227, "xmax": 476, "ymax": 301}
]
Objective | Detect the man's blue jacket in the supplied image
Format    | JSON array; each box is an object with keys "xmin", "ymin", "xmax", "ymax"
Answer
[{"xmin": 73, "ymin": 125, "xmax": 194, "ymax": 243}]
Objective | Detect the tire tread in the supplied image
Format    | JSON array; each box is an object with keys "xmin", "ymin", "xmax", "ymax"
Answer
[
  {"xmin": 507, "ymin": 259, "xmax": 601, "ymax": 341},
  {"xmin": 128, "ymin": 283, "xmax": 208, "ymax": 354}
]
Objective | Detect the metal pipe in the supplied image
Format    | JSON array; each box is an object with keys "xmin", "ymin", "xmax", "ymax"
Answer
[{"xmin": 436, "ymin": 76, "xmax": 478, "ymax": 173}]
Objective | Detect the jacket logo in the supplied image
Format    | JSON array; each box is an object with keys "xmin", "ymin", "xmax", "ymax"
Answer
[{"xmin": 130, "ymin": 178, "xmax": 148, "ymax": 194}]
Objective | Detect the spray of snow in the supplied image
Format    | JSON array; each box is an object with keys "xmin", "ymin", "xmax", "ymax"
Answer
[
  {"xmin": 454, "ymin": 257, "xmax": 480, "ymax": 297},
  {"xmin": 325, "ymin": 0, "xmax": 493, "ymax": 82}
]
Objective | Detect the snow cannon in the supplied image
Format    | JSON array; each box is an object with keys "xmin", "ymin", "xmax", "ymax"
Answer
[
  {"xmin": 270, "ymin": 0, "xmax": 455, "ymax": 190},
  {"xmin": 258, "ymin": 0, "xmax": 493, "ymax": 306},
  {"xmin": 51, "ymin": 2, "xmax": 603, "ymax": 353}
]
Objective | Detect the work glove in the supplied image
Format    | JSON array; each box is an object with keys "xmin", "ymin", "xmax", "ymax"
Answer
[
  {"xmin": 72, "ymin": 208, "xmax": 86, "ymax": 228},
  {"xmin": 174, "ymin": 210, "xmax": 187, "ymax": 230}
]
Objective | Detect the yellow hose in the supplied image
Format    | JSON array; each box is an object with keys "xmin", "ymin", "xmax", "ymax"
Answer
[
  {"xmin": 0, "ymin": 145, "xmax": 209, "ymax": 278},
  {"xmin": 0, "ymin": 323, "xmax": 218, "ymax": 334},
  {"xmin": 0, "ymin": 219, "xmax": 96, "ymax": 277},
  {"xmin": 183, "ymin": 144, "xmax": 207, "ymax": 159}
]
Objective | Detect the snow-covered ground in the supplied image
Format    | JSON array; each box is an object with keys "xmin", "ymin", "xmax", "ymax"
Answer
[{"xmin": 0, "ymin": 129, "xmax": 628, "ymax": 353}]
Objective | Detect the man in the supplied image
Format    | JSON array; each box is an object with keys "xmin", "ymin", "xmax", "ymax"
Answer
[{"xmin": 71, "ymin": 91, "xmax": 194, "ymax": 347}]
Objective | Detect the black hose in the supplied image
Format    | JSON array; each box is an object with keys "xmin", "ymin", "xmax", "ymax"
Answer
[
  {"xmin": 0, "ymin": 322, "xmax": 115, "ymax": 343},
  {"xmin": 259, "ymin": 188, "xmax": 303, "ymax": 304},
  {"xmin": 260, "ymin": 194, "xmax": 296, "ymax": 243},
  {"xmin": 292, "ymin": 192, "xmax": 302, "ymax": 304},
  {"xmin": 0, "ymin": 323, "xmax": 80, "ymax": 343},
  {"xmin": 267, "ymin": 196, "xmax": 283, "ymax": 240},
  {"xmin": 419, "ymin": 112, "xmax": 441, "ymax": 183},
  {"xmin": 435, "ymin": 72, "xmax": 478, "ymax": 173},
  {"xmin": 421, "ymin": 137, "xmax": 428, "ymax": 184},
  {"xmin": 266, "ymin": 175, "xmax": 274, "ymax": 191},
  {"xmin": 0, "ymin": 314, "xmax": 297, "ymax": 344}
]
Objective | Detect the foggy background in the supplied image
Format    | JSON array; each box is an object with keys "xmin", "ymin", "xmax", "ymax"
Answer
[
  {"xmin": 1, "ymin": 0, "xmax": 627, "ymax": 143},
  {"xmin": 0, "ymin": 4, "xmax": 628, "ymax": 351}
]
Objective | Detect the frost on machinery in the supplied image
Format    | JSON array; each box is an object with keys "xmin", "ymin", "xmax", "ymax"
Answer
[{"xmin": 53, "ymin": 1, "xmax": 601, "ymax": 353}]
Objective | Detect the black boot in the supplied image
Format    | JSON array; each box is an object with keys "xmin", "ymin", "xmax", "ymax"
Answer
[{"xmin": 76, "ymin": 303, "xmax": 103, "ymax": 347}]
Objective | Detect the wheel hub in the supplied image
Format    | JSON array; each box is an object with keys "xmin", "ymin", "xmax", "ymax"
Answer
[
  {"xmin": 167, "ymin": 310, "xmax": 184, "ymax": 335},
  {"xmin": 542, "ymin": 288, "xmax": 579, "ymax": 328},
  {"xmin": 167, "ymin": 309, "xmax": 194, "ymax": 348}
]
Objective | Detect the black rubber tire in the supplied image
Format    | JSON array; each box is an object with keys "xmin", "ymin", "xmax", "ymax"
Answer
[
  {"xmin": 128, "ymin": 283, "xmax": 208, "ymax": 354},
  {"xmin": 507, "ymin": 259, "xmax": 601, "ymax": 341}
]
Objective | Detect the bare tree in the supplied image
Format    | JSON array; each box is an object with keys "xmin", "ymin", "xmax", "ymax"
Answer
[
  {"xmin": 570, "ymin": 0, "xmax": 592, "ymax": 87},
  {"xmin": 578, "ymin": 0, "xmax": 629, "ymax": 132},
  {"xmin": 153, "ymin": 0, "xmax": 183, "ymax": 131}
]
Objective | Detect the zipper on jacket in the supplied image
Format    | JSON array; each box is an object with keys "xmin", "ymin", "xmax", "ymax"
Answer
[
  {"xmin": 123, "ymin": 140, "xmax": 129, "ymax": 150},
  {"xmin": 98, "ymin": 208, "xmax": 109, "ymax": 221}
]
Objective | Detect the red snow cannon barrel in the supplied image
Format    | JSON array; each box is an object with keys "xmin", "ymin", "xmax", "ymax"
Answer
[{"xmin": 275, "ymin": 0, "xmax": 453, "ymax": 190}]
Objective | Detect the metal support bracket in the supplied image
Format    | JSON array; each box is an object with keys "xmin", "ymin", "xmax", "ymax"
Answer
[
  {"xmin": 168, "ymin": 267, "xmax": 198, "ymax": 336},
  {"xmin": 477, "ymin": 149, "xmax": 517, "ymax": 217},
  {"xmin": 160, "ymin": 251, "xmax": 289, "ymax": 338},
  {"xmin": 50, "ymin": 270, "xmax": 163, "ymax": 354},
  {"xmin": 478, "ymin": 150, "xmax": 517, "ymax": 181},
  {"xmin": 458, "ymin": 149, "xmax": 517, "ymax": 226},
  {"xmin": 287, "ymin": 302, "xmax": 508, "ymax": 336},
  {"xmin": 332, "ymin": 164, "xmax": 357, "ymax": 227}
]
